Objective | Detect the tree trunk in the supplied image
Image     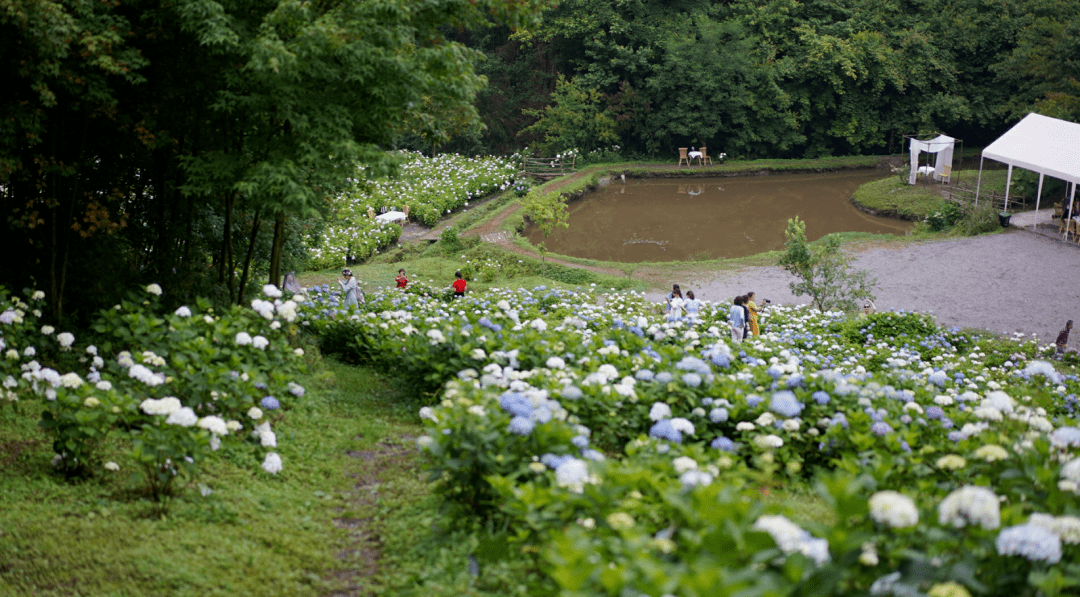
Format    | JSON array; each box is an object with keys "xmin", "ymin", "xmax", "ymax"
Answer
[
  {"xmin": 268, "ymin": 211, "xmax": 286, "ymax": 289},
  {"xmin": 238, "ymin": 211, "xmax": 261, "ymax": 305},
  {"xmin": 220, "ymin": 193, "xmax": 236, "ymax": 303}
]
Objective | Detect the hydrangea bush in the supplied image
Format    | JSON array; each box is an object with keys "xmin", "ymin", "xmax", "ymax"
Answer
[
  {"xmin": 3, "ymin": 284, "xmax": 307, "ymax": 499},
  {"xmin": 305, "ymin": 151, "xmax": 518, "ymax": 269},
  {"xmin": 299, "ymin": 283, "xmax": 1080, "ymax": 596}
]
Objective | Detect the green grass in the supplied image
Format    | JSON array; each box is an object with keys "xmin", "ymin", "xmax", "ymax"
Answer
[
  {"xmin": 0, "ymin": 353, "xmax": 424, "ymax": 597},
  {"xmin": 851, "ymin": 175, "xmax": 946, "ymax": 220}
]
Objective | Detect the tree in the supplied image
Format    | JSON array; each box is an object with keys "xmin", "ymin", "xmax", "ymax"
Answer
[
  {"xmin": 519, "ymin": 189, "xmax": 569, "ymax": 277},
  {"xmin": 778, "ymin": 217, "xmax": 877, "ymax": 312}
]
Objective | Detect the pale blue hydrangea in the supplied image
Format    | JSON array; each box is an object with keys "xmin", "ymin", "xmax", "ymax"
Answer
[
  {"xmin": 871, "ymin": 422, "xmax": 893, "ymax": 436},
  {"xmin": 996, "ymin": 523, "xmax": 1062, "ymax": 564},
  {"xmin": 261, "ymin": 396, "xmax": 280, "ymax": 410},
  {"xmin": 812, "ymin": 391, "xmax": 830, "ymax": 405},
  {"xmin": 635, "ymin": 369, "xmax": 655, "ymax": 381},
  {"xmin": 709, "ymin": 408, "xmax": 729, "ymax": 423},
  {"xmin": 508, "ymin": 416, "xmax": 535, "ymax": 435},
  {"xmin": 561, "ymin": 386, "xmax": 583, "ymax": 400},
  {"xmin": 499, "ymin": 392, "xmax": 533, "ymax": 417},
  {"xmin": 1050, "ymin": 427, "xmax": 1080, "ymax": 449},
  {"xmin": 746, "ymin": 394, "xmax": 763, "ymax": 408},
  {"xmin": 770, "ymin": 391, "xmax": 804, "ymax": 418},
  {"xmin": 926, "ymin": 406, "xmax": 944, "ymax": 420},
  {"xmin": 929, "ymin": 371, "xmax": 948, "ymax": 387},
  {"xmin": 682, "ymin": 373, "xmax": 702, "ymax": 388},
  {"xmin": 571, "ymin": 435, "xmax": 590, "ymax": 448},
  {"xmin": 541, "ymin": 453, "xmax": 572, "ymax": 469},
  {"xmin": 655, "ymin": 371, "xmax": 674, "ymax": 384}
]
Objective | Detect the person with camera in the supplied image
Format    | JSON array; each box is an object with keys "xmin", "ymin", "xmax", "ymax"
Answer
[{"xmin": 746, "ymin": 291, "xmax": 768, "ymax": 336}]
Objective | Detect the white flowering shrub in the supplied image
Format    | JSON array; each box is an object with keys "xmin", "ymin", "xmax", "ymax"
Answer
[
  {"xmin": 305, "ymin": 151, "xmax": 517, "ymax": 269},
  {"xmin": 21, "ymin": 285, "xmax": 305, "ymax": 499},
  {"xmin": 296, "ymin": 283, "xmax": 1080, "ymax": 594}
]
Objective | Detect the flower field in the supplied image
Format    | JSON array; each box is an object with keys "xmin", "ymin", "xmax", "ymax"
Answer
[
  {"xmin": 305, "ymin": 151, "xmax": 520, "ymax": 269},
  {"xmin": 301, "ymin": 282, "xmax": 1080, "ymax": 596},
  {"xmin": 0, "ymin": 284, "xmax": 306, "ymax": 499}
]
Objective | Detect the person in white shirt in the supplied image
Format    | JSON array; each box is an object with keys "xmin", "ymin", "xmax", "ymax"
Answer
[
  {"xmin": 339, "ymin": 269, "xmax": 359, "ymax": 308},
  {"xmin": 729, "ymin": 295, "xmax": 746, "ymax": 342}
]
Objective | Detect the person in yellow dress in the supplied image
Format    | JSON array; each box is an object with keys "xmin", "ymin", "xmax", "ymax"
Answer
[{"xmin": 746, "ymin": 291, "xmax": 762, "ymax": 336}]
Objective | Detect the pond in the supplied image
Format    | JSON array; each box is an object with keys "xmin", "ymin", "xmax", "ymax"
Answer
[{"xmin": 524, "ymin": 170, "xmax": 913, "ymax": 263}]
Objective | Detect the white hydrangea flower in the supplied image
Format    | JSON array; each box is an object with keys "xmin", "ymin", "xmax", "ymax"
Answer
[
  {"xmin": 252, "ymin": 335, "xmax": 269, "ymax": 350},
  {"xmin": 248, "ymin": 407, "xmax": 263, "ymax": 420},
  {"xmin": 754, "ymin": 434, "xmax": 784, "ymax": 449},
  {"xmin": 59, "ymin": 372, "xmax": 83, "ymax": 388},
  {"xmin": 753, "ymin": 515, "xmax": 830, "ymax": 566},
  {"xmin": 165, "ymin": 407, "xmax": 198, "ymax": 427},
  {"xmin": 262, "ymin": 452, "xmax": 283, "ymax": 474},
  {"xmin": 263, "ymin": 284, "xmax": 282, "ymax": 298},
  {"xmin": 41, "ymin": 325, "xmax": 55, "ymax": 335},
  {"xmin": 235, "ymin": 332, "xmax": 253, "ymax": 346},
  {"xmin": 57, "ymin": 332, "xmax": 75, "ymax": 348},
  {"xmin": 649, "ymin": 402, "xmax": 672, "ymax": 421},
  {"xmin": 140, "ymin": 397, "xmax": 182, "ymax": 416},
  {"xmin": 938, "ymin": 485, "xmax": 1001, "ymax": 530},
  {"xmin": 145, "ymin": 283, "xmax": 163, "ymax": 296},
  {"xmin": 672, "ymin": 456, "xmax": 698, "ymax": 474},
  {"xmin": 197, "ymin": 415, "xmax": 229, "ymax": 436},
  {"xmin": 555, "ymin": 458, "xmax": 597, "ymax": 493},
  {"xmin": 174, "ymin": 306, "xmax": 192, "ymax": 317},
  {"xmin": 869, "ymin": 490, "xmax": 919, "ymax": 528}
]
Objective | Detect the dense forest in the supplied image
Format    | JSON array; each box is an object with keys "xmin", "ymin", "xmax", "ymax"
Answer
[
  {"xmin": 2, "ymin": 0, "xmax": 1078, "ymax": 322},
  {"xmin": 446, "ymin": 0, "xmax": 1080, "ymax": 158}
]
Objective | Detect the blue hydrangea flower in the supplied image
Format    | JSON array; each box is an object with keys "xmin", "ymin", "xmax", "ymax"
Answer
[
  {"xmin": 711, "ymin": 436, "xmax": 737, "ymax": 452},
  {"xmin": 785, "ymin": 374, "xmax": 805, "ymax": 388},
  {"xmin": 635, "ymin": 369, "xmax": 654, "ymax": 381},
  {"xmin": 508, "ymin": 416, "xmax": 535, "ymax": 435},
  {"xmin": 261, "ymin": 396, "xmax": 280, "ymax": 410},
  {"xmin": 655, "ymin": 371, "xmax": 674, "ymax": 384},
  {"xmin": 571, "ymin": 435, "xmax": 590, "ymax": 448},
  {"xmin": 649, "ymin": 419, "xmax": 683, "ymax": 443},
  {"xmin": 710, "ymin": 353, "xmax": 730, "ymax": 368},
  {"xmin": 682, "ymin": 373, "xmax": 702, "ymax": 388},
  {"xmin": 926, "ymin": 406, "xmax": 944, "ymax": 420},
  {"xmin": 541, "ymin": 453, "xmax": 572, "ymax": 469},
  {"xmin": 499, "ymin": 392, "xmax": 533, "ymax": 418},
  {"xmin": 812, "ymin": 391, "xmax": 830, "ymax": 405},
  {"xmin": 746, "ymin": 395, "xmax": 763, "ymax": 408},
  {"xmin": 929, "ymin": 371, "xmax": 948, "ymax": 387},
  {"xmin": 941, "ymin": 417, "xmax": 954, "ymax": 429},
  {"xmin": 871, "ymin": 422, "xmax": 893, "ymax": 436},
  {"xmin": 769, "ymin": 391, "xmax": 804, "ymax": 418},
  {"xmin": 709, "ymin": 408, "xmax": 729, "ymax": 423},
  {"xmin": 947, "ymin": 430, "xmax": 963, "ymax": 442},
  {"xmin": 767, "ymin": 365, "xmax": 785, "ymax": 380}
]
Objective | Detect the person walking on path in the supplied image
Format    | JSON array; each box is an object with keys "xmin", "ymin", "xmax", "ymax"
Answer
[
  {"xmin": 339, "ymin": 269, "xmax": 360, "ymax": 308},
  {"xmin": 746, "ymin": 291, "xmax": 762, "ymax": 336},
  {"xmin": 729, "ymin": 295, "xmax": 747, "ymax": 343},
  {"xmin": 452, "ymin": 271, "xmax": 467, "ymax": 298},
  {"xmin": 1057, "ymin": 320, "xmax": 1073, "ymax": 355},
  {"xmin": 396, "ymin": 268, "xmax": 409, "ymax": 289}
]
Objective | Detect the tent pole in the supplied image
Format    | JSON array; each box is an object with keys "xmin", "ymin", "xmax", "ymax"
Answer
[
  {"xmin": 1067, "ymin": 183, "xmax": 1077, "ymax": 241},
  {"xmin": 1033, "ymin": 174, "xmax": 1044, "ymax": 231},
  {"xmin": 974, "ymin": 156, "xmax": 984, "ymax": 207},
  {"xmin": 1004, "ymin": 165, "xmax": 1013, "ymax": 212}
]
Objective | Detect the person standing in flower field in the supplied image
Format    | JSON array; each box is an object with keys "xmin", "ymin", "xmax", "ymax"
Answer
[
  {"xmin": 729, "ymin": 295, "xmax": 746, "ymax": 343},
  {"xmin": 396, "ymin": 268, "xmax": 408, "ymax": 289},
  {"xmin": 452, "ymin": 271, "xmax": 467, "ymax": 298},
  {"xmin": 339, "ymin": 269, "xmax": 360, "ymax": 308},
  {"xmin": 1057, "ymin": 320, "xmax": 1073, "ymax": 355}
]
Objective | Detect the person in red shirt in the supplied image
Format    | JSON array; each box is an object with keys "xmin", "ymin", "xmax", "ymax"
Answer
[
  {"xmin": 395, "ymin": 268, "xmax": 408, "ymax": 289},
  {"xmin": 452, "ymin": 271, "xmax": 466, "ymax": 298}
]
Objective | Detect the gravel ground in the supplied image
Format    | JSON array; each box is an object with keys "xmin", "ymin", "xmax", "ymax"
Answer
[{"xmin": 647, "ymin": 229, "xmax": 1080, "ymax": 344}]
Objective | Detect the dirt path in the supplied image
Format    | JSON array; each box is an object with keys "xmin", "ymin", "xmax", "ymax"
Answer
[{"xmin": 651, "ymin": 229, "xmax": 1080, "ymax": 342}]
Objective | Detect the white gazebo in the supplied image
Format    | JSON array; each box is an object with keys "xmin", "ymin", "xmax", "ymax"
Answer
[
  {"xmin": 908, "ymin": 134, "xmax": 956, "ymax": 185},
  {"xmin": 976, "ymin": 113, "xmax": 1080, "ymax": 229}
]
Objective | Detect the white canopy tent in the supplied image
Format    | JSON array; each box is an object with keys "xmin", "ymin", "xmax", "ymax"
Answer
[
  {"xmin": 976, "ymin": 113, "xmax": 1080, "ymax": 231},
  {"xmin": 908, "ymin": 134, "xmax": 956, "ymax": 185}
]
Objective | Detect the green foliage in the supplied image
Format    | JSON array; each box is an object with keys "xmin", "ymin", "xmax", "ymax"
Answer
[
  {"xmin": 440, "ymin": 227, "xmax": 464, "ymax": 257},
  {"xmin": 778, "ymin": 217, "xmax": 878, "ymax": 312},
  {"xmin": 832, "ymin": 311, "xmax": 939, "ymax": 346},
  {"xmin": 926, "ymin": 200, "xmax": 964, "ymax": 231},
  {"xmin": 954, "ymin": 202, "xmax": 1002, "ymax": 236},
  {"xmin": 520, "ymin": 76, "xmax": 622, "ymax": 155}
]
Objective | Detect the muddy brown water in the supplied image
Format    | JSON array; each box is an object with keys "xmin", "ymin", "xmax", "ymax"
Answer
[{"xmin": 525, "ymin": 170, "xmax": 912, "ymax": 262}]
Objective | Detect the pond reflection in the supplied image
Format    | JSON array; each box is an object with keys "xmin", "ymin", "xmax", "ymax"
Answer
[{"xmin": 524, "ymin": 170, "xmax": 911, "ymax": 262}]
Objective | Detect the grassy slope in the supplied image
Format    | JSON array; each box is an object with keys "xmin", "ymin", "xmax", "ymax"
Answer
[{"xmin": 0, "ymin": 355, "xmax": 423, "ymax": 597}]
